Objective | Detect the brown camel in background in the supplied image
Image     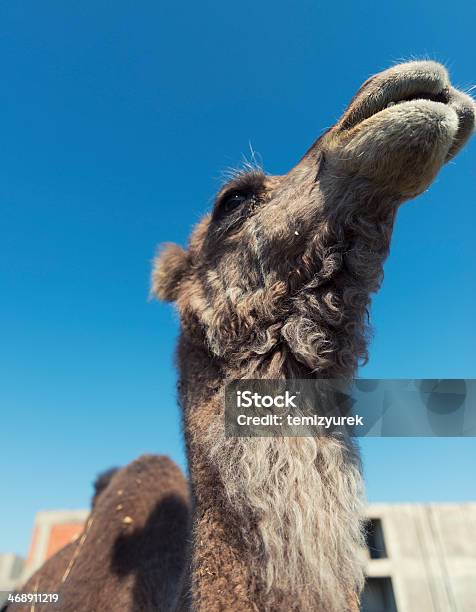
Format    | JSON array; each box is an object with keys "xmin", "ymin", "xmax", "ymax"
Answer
[
  {"xmin": 7, "ymin": 61, "xmax": 474, "ymax": 612},
  {"xmin": 2, "ymin": 467, "xmax": 119, "ymax": 612},
  {"xmin": 6, "ymin": 455, "xmax": 190, "ymax": 612},
  {"xmin": 152, "ymin": 61, "xmax": 474, "ymax": 611}
]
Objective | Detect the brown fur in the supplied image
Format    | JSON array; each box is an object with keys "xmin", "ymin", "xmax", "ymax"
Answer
[
  {"xmin": 9, "ymin": 455, "xmax": 191, "ymax": 612},
  {"xmin": 152, "ymin": 61, "xmax": 474, "ymax": 611}
]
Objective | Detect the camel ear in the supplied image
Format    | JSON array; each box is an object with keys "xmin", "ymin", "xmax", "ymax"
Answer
[{"xmin": 151, "ymin": 243, "xmax": 190, "ymax": 302}]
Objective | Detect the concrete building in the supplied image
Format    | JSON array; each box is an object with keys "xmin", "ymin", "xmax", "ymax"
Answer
[
  {"xmin": 0, "ymin": 554, "xmax": 25, "ymax": 606},
  {"xmin": 2, "ymin": 503, "xmax": 475, "ymax": 611},
  {"xmin": 361, "ymin": 503, "xmax": 476, "ymax": 612}
]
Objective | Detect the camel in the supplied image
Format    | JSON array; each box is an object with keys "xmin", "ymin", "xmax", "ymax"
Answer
[
  {"xmin": 2, "ymin": 467, "xmax": 119, "ymax": 612},
  {"xmin": 6, "ymin": 455, "xmax": 191, "ymax": 612},
  {"xmin": 7, "ymin": 61, "xmax": 474, "ymax": 612},
  {"xmin": 151, "ymin": 60, "xmax": 474, "ymax": 611}
]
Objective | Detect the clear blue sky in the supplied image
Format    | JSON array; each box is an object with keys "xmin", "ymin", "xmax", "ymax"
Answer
[{"xmin": 1, "ymin": 1, "xmax": 475, "ymax": 557}]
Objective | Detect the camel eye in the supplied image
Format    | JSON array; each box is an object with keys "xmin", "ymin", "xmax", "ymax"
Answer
[{"xmin": 219, "ymin": 190, "xmax": 249, "ymax": 215}]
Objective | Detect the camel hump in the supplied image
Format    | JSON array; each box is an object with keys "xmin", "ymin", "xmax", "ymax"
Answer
[
  {"xmin": 90, "ymin": 454, "xmax": 187, "ymax": 507},
  {"xmin": 113, "ymin": 453, "xmax": 190, "ymax": 499}
]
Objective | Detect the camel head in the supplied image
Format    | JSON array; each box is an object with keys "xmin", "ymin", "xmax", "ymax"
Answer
[{"xmin": 153, "ymin": 61, "xmax": 474, "ymax": 373}]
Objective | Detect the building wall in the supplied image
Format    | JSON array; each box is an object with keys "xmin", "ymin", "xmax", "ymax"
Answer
[
  {"xmin": 0, "ymin": 554, "xmax": 25, "ymax": 606},
  {"xmin": 362, "ymin": 503, "xmax": 476, "ymax": 612}
]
